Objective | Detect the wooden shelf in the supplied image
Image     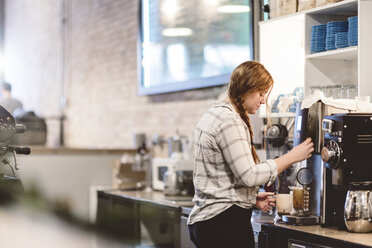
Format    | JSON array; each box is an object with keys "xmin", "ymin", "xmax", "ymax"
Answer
[{"xmin": 306, "ymin": 46, "xmax": 358, "ymax": 60}]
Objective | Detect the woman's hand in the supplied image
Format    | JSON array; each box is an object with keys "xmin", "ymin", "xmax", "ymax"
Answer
[
  {"xmin": 289, "ymin": 137, "xmax": 314, "ymax": 162},
  {"xmin": 275, "ymin": 138, "xmax": 314, "ymax": 174},
  {"xmin": 255, "ymin": 192, "xmax": 276, "ymax": 213}
]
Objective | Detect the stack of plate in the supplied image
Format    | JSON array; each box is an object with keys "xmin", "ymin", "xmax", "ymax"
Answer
[
  {"xmin": 310, "ymin": 24, "xmax": 326, "ymax": 53},
  {"xmin": 348, "ymin": 16, "xmax": 358, "ymax": 46},
  {"xmin": 325, "ymin": 21, "xmax": 348, "ymax": 50},
  {"xmin": 335, "ymin": 32, "xmax": 349, "ymax": 49}
]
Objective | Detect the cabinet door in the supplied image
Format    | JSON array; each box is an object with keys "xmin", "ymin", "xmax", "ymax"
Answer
[
  {"xmin": 180, "ymin": 215, "xmax": 194, "ymax": 248},
  {"xmin": 96, "ymin": 192, "xmax": 140, "ymax": 245},
  {"xmin": 139, "ymin": 202, "xmax": 180, "ymax": 248},
  {"xmin": 259, "ymin": 14, "xmax": 305, "ymax": 107}
]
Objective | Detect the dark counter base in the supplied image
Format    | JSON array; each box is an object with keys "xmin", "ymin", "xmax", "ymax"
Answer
[
  {"xmin": 96, "ymin": 190, "xmax": 194, "ymax": 248},
  {"xmin": 259, "ymin": 224, "xmax": 372, "ymax": 248}
]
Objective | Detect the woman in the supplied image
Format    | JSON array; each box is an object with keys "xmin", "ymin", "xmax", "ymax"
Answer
[{"xmin": 187, "ymin": 61, "xmax": 314, "ymax": 248}]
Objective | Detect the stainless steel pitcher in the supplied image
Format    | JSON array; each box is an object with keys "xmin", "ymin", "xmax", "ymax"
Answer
[
  {"xmin": 344, "ymin": 181, "xmax": 372, "ymax": 232},
  {"xmin": 163, "ymin": 167, "xmax": 180, "ymax": 196}
]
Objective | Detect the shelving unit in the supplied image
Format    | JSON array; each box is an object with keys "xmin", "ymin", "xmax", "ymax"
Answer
[
  {"xmin": 259, "ymin": 112, "xmax": 296, "ymax": 119},
  {"xmin": 305, "ymin": 46, "xmax": 357, "ymax": 60},
  {"xmin": 304, "ymin": 0, "xmax": 358, "ymax": 95},
  {"xmin": 259, "ymin": 0, "xmax": 372, "ymax": 107},
  {"xmin": 304, "ymin": 0, "xmax": 357, "ymax": 16}
]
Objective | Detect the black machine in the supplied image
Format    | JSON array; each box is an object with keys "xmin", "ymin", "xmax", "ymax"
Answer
[
  {"xmin": 293, "ymin": 101, "xmax": 325, "ymax": 222},
  {"xmin": 0, "ymin": 105, "xmax": 31, "ymax": 201},
  {"xmin": 321, "ymin": 113, "xmax": 372, "ymax": 229},
  {"xmin": 265, "ymin": 123, "xmax": 293, "ymax": 194},
  {"xmin": 265, "ymin": 123, "xmax": 289, "ymax": 159},
  {"xmin": 294, "ymin": 99, "xmax": 372, "ymax": 230}
]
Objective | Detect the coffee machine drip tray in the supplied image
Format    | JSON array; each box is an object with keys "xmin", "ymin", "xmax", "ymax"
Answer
[{"xmin": 282, "ymin": 215, "xmax": 319, "ymax": 225}]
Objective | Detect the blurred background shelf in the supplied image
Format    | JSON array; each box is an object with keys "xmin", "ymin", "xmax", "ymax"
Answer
[{"xmin": 259, "ymin": 113, "xmax": 296, "ymax": 118}]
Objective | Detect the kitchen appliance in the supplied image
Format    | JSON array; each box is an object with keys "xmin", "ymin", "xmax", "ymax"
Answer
[
  {"xmin": 163, "ymin": 169, "xmax": 193, "ymax": 196},
  {"xmin": 10, "ymin": 110, "xmax": 47, "ymax": 145},
  {"xmin": 321, "ymin": 113, "xmax": 372, "ymax": 229},
  {"xmin": 0, "ymin": 106, "xmax": 31, "ymax": 202},
  {"xmin": 175, "ymin": 170, "xmax": 194, "ymax": 196},
  {"xmin": 152, "ymin": 132, "xmax": 193, "ymax": 194},
  {"xmin": 294, "ymin": 99, "xmax": 372, "ymax": 229},
  {"xmin": 152, "ymin": 157, "xmax": 170, "ymax": 191},
  {"xmin": 344, "ymin": 181, "xmax": 372, "ymax": 232},
  {"xmin": 291, "ymin": 101, "xmax": 330, "ymax": 225},
  {"xmin": 112, "ymin": 160, "xmax": 146, "ymax": 190},
  {"xmin": 265, "ymin": 123, "xmax": 293, "ymax": 193},
  {"xmin": 152, "ymin": 157, "xmax": 193, "ymax": 194}
]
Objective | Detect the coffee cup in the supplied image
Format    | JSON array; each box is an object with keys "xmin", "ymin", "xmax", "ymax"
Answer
[{"xmin": 276, "ymin": 193, "xmax": 293, "ymax": 215}]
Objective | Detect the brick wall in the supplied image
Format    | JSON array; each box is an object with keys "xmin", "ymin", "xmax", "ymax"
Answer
[{"xmin": 4, "ymin": 0, "xmax": 262, "ymax": 150}]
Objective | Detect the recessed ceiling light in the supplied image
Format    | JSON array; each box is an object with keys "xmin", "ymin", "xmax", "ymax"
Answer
[
  {"xmin": 162, "ymin": 28, "xmax": 193, "ymax": 37},
  {"xmin": 217, "ymin": 5, "xmax": 250, "ymax": 13}
]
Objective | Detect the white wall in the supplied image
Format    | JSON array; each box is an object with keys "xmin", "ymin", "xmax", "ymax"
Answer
[{"xmin": 17, "ymin": 153, "xmax": 122, "ymax": 221}]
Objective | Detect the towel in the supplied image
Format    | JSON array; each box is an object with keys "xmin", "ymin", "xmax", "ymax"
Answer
[{"xmin": 301, "ymin": 90, "xmax": 357, "ymax": 111}]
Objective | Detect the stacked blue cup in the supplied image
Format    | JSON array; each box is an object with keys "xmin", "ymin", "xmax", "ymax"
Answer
[
  {"xmin": 348, "ymin": 16, "xmax": 358, "ymax": 46},
  {"xmin": 325, "ymin": 21, "xmax": 348, "ymax": 50},
  {"xmin": 310, "ymin": 24, "xmax": 326, "ymax": 53},
  {"xmin": 335, "ymin": 32, "xmax": 349, "ymax": 49}
]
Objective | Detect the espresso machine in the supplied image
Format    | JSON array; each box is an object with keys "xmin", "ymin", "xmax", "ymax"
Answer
[
  {"xmin": 291, "ymin": 99, "xmax": 372, "ymax": 229},
  {"xmin": 321, "ymin": 113, "xmax": 372, "ymax": 229},
  {"xmin": 0, "ymin": 105, "xmax": 31, "ymax": 202}
]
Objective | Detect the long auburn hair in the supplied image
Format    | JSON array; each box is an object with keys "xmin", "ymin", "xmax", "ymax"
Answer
[{"xmin": 228, "ymin": 61, "xmax": 273, "ymax": 163}]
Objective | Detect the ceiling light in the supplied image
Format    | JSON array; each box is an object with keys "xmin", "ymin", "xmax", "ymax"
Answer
[
  {"xmin": 217, "ymin": 5, "xmax": 250, "ymax": 13},
  {"xmin": 162, "ymin": 28, "xmax": 193, "ymax": 37},
  {"xmin": 161, "ymin": 0, "xmax": 179, "ymax": 18}
]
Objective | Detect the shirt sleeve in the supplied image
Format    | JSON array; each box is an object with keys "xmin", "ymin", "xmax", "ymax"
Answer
[{"xmin": 217, "ymin": 117, "xmax": 278, "ymax": 187}]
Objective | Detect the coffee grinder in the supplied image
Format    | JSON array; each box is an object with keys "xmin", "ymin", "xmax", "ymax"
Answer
[{"xmin": 282, "ymin": 101, "xmax": 326, "ymax": 225}]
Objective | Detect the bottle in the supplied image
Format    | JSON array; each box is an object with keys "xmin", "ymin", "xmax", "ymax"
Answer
[{"xmin": 163, "ymin": 163, "xmax": 180, "ymax": 196}]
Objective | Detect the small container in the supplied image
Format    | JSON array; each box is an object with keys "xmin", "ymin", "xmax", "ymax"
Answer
[{"xmin": 276, "ymin": 193, "xmax": 293, "ymax": 215}]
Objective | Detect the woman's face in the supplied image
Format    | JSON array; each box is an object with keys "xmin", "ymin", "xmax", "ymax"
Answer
[{"xmin": 243, "ymin": 90, "xmax": 267, "ymax": 114}]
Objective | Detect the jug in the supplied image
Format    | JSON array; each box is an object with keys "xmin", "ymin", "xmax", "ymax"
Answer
[
  {"xmin": 344, "ymin": 181, "xmax": 372, "ymax": 232},
  {"xmin": 163, "ymin": 165, "xmax": 180, "ymax": 196}
]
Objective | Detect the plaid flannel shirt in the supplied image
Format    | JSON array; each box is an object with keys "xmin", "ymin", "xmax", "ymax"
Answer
[{"xmin": 188, "ymin": 101, "xmax": 278, "ymax": 225}]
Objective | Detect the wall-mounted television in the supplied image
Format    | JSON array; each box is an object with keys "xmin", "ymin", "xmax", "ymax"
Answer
[{"xmin": 138, "ymin": 0, "xmax": 254, "ymax": 95}]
